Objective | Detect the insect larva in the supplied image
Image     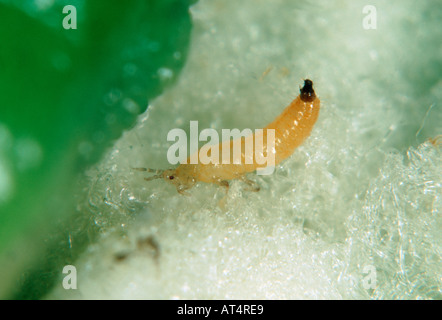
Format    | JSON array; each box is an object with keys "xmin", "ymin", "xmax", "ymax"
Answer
[{"xmin": 135, "ymin": 79, "xmax": 320, "ymax": 194}]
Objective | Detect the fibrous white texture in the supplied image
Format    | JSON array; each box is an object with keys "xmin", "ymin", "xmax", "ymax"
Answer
[{"xmin": 48, "ymin": 0, "xmax": 441, "ymax": 299}]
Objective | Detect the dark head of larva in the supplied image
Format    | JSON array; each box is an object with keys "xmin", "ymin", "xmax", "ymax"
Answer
[{"xmin": 300, "ymin": 79, "xmax": 316, "ymax": 102}]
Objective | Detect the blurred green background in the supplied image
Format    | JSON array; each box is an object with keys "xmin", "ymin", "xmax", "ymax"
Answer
[{"xmin": 0, "ymin": 0, "xmax": 195, "ymax": 299}]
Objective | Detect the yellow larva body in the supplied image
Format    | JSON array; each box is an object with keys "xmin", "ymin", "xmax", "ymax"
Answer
[{"xmin": 139, "ymin": 79, "xmax": 320, "ymax": 194}]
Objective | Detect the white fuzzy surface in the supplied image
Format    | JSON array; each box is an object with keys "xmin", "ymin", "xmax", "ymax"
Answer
[{"xmin": 48, "ymin": 0, "xmax": 441, "ymax": 299}]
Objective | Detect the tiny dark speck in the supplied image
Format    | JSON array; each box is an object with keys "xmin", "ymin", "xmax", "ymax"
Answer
[{"xmin": 114, "ymin": 251, "xmax": 130, "ymax": 262}]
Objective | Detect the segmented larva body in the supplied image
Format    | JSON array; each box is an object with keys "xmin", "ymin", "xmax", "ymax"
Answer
[{"xmin": 136, "ymin": 79, "xmax": 320, "ymax": 194}]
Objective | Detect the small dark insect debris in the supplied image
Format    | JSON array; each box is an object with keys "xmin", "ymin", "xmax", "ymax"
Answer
[
  {"xmin": 114, "ymin": 250, "xmax": 131, "ymax": 262},
  {"xmin": 137, "ymin": 235, "xmax": 160, "ymax": 262}
]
